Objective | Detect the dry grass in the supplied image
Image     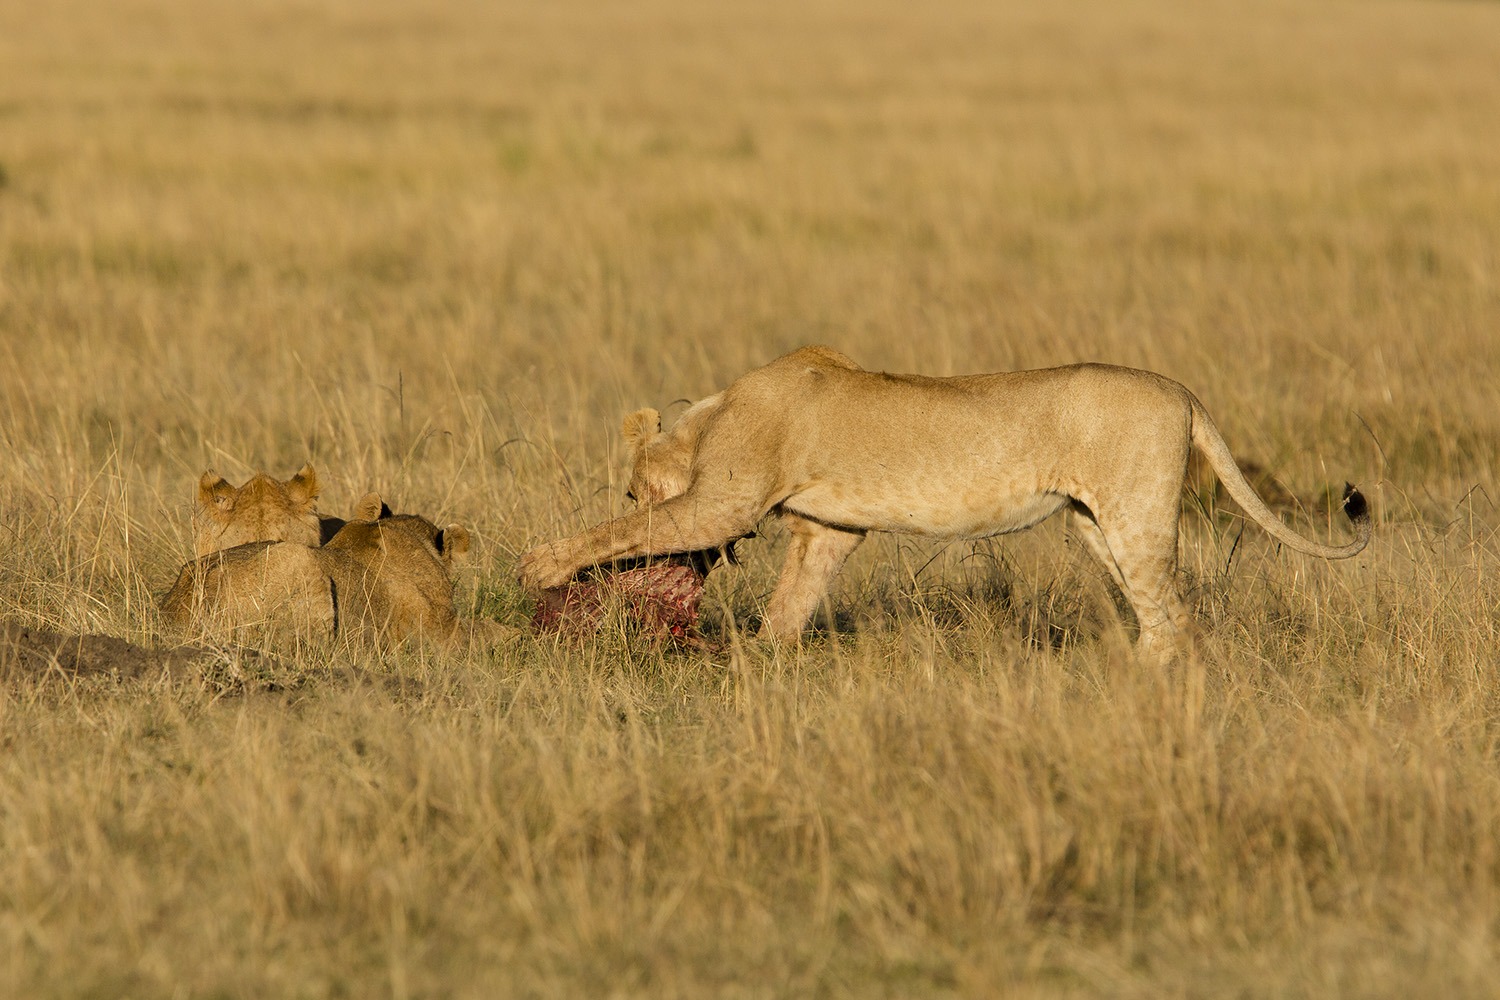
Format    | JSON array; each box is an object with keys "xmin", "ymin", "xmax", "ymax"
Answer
[{"xmin": 2, "ymin": 0, "xmax": 1500, "ymax": 995}]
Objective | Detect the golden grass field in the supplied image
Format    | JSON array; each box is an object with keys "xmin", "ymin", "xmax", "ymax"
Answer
[{"xmin": 3, "ymin": 0, "xmax": 1500, "ymax": 995}]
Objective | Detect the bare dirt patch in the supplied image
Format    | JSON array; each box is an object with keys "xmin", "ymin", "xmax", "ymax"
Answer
[{"xmin": 0, "ymin": 619, "xmax": 280, "ymax": 685}]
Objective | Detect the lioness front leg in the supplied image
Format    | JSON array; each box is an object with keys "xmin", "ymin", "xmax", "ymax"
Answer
[
  {"xmin": 759, "ymin": 514, "xmax": 865, "ymax": 637},
  {"xmin": 517, "ymin": 491, "xmax": 761, "ymax": 592}
]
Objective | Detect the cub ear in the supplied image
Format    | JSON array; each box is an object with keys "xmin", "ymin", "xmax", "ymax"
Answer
[
  {"xmin": 197, "ymin": 470, "xmax": 235, "ymax": 516},
  {"xmin": 353, "ymin": 492, "xmax": 387, "ymax": 521},
  {"xmin": 436, "ymin": 524, "xmax": 471, "ymax": 561},
  {"xmin": 286, "ymin": 464, "xmax": 320, "ymax": 511},
  {"xmin": 622, "ymin": 408, "xmax": 661, "ymax": 450}
]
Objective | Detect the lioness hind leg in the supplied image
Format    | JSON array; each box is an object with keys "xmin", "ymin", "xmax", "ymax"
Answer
[
  {"xmin": 1091, "ymin": 508, "xmax": 1194, "ymax": 659},
  {"xmin": 759, "ymin": 515, "xmax": 865, "ymax": 637},
  {"xmin": 1067, "ymin": 503, "xmax": 1128, "ymax": 595}
]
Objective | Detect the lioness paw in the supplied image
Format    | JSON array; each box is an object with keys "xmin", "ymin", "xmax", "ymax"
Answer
[{"xmin": 517, "ymin": 544, "xmax": 573, "ymax": 592}]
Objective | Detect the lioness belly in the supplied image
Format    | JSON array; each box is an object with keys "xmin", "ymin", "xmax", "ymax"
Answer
[{"xmin": 785, "ymin": 481, "xmax": 1069, "ymax": 540}]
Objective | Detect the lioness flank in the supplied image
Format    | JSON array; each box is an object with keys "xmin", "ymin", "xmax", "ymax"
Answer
[{"xmin": 517, "ymin": 346, "xmax": 1371, "ymax": 656}]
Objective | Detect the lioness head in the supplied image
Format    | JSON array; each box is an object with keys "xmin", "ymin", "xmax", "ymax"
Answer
[
  {"xmin": 622, "ymin": 407, "xmax": 692, "ymax": 506},
  {"xmin": 193, "ymin": 465, "xmax": 322, "ymax": 556}
]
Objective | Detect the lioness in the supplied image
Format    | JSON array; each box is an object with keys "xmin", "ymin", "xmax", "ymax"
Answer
[
  {"xmin": 162, "ymin": 497, "xmax": 480, "ymax": 645},
  {"xmin": 517, "ymin": 346, "xmax": 1371, "ymax": 656},
  {"xmin": 193, "ymin": 464, "xmax": 349, "ymax": 556}
]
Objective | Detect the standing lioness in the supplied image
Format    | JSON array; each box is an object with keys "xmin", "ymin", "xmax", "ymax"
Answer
[{"xmin": 517, "ymin": 346, "xmax": 1371, "ymax": 656}]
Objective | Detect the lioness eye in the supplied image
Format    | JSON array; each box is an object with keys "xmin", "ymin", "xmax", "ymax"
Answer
[{"xmin": 626, "ymin": 490, "xmax": 637, "ymax": 503}]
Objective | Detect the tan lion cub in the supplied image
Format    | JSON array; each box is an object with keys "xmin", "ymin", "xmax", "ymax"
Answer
[{"xmin": 517, "ymin": 346, "xmax": 1371, "ymax": 657}]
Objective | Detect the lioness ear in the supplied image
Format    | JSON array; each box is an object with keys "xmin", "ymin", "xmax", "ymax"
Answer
[
  {"xmin": 286, "ymin": 464, "xmax": 320, "ymax": 511},
  {"xmin": 353, "ymin": 492, "xmax": 387, "ymax": 521},
  {"xmin": 198, "ymin": 470, "xmax": 235, "ymax": 517},
  {"xmin": 436, "ymin": 525, "xmax": 471, "ymax": 562},
  {"xmin": 621, "ymin": 408, "xmax": 661, "ymax": 450}
]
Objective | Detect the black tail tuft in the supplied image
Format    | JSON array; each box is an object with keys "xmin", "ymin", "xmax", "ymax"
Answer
[{"xmin": 1341, "ymin": 482, "xmax": 1369, "ymax": 523}]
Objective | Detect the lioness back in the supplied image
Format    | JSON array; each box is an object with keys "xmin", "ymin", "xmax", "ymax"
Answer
[{"xmin": 701, "ymin": 358, "xmax": 1197, "ymax": 540}]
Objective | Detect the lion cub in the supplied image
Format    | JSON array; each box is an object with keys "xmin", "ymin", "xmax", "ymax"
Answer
[
  {"xmin": 192, "ymin": 465, "xmax": 351, "ymax": 556},
  {"xmin": 163, "ymin": 492, "xmax": 481, "ymax": 646},
  {"xmin": 518, "ymin": 346, "xmax": 1371, "ymax": 657}
]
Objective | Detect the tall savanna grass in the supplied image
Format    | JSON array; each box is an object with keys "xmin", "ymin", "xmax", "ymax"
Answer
[{"xmin": 2, "ymin": 0, "xmax": 1498, "ymax": 995}]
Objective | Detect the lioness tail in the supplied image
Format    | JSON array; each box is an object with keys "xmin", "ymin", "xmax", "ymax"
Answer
[{"xmin": 1187, "ymin": 395, "xmax": 1372, "ymax": 559}]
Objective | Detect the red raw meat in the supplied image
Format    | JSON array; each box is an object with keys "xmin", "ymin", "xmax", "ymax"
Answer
[{"xmin": 531, "ymin": 552, "xmax": 715, "ymax": 645}]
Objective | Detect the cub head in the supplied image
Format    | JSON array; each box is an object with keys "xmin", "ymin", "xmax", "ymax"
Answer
[
  {"xmin": 193, "ymin": 464, "xmax": 322, "ymax": 556},
  {"xmin": 315, "ymin": 491, "xmax": 396, "ymax": 544},
  {"xmin": 388, "ymin": 515, "xmax": 471, "ymax": 570},
  {"xmin": 622, "ymin": 407, "xmax": 693, "ymax": 507},
  {"xmin": 321, "ymin": 507, "xmax": 473, "ymax": 640},
  {"xmin": 326, "ymin": 507, "xmax": 471, "ymax": 571}
]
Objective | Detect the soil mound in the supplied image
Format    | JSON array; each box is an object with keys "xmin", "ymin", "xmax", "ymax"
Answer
[{"xmin": 0, "ymin": 620, "xmax": 274, "ymax": 683}]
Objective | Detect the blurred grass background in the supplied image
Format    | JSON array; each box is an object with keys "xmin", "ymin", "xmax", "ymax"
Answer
[{"xmin": 1, "ymin": 0, "xmax": 1499, "ymax": 996}]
